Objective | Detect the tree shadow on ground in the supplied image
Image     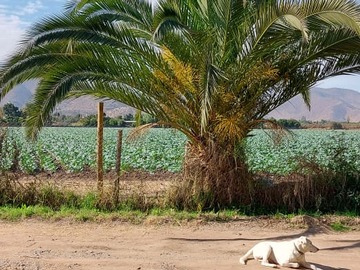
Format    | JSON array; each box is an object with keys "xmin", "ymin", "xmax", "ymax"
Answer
[
  {"xmin": 168, "ymin": 223, "xmax": 330, "ymax": 242},
  {"xmin": 312, "ymin": 263, "xmax": 350, "ymax": 270},
  {"xmin": 168, "ymin": 237, "xmax": 264, "ymax": 242},
  {"xmin": 321, "ymin": 240, "xmax": 360, "ymax": 251},
  {"xmin": 241, "ymin": 261, "xmax": 349, "ymax": 270}
]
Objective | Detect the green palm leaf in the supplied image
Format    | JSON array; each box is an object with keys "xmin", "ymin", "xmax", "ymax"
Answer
[{"xmin": 1, "ymin": 0, "xmax": 360, "ymax": 207}]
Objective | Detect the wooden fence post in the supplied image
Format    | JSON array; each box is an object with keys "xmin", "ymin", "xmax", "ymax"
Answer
[
  {"xmin": 114, "ymin": 129, "xmax": 123, "ymax": 203},
  {"xmin": 97, "ymin": 102, "xmax": 104, "ymax": 195}
]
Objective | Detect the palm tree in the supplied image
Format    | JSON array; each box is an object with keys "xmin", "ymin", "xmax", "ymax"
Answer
[{"xmin": 1, "ymin": 0, "xmax": 360, "ymax": 208}]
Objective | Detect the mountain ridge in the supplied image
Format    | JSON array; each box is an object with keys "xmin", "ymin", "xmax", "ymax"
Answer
[
  {"xmin": 267, "ymin": 87, "xmax": 360, "ymax": 122},
  {"xmin": 1, "ymin": 81, "xmax": 360, "ymax": 122}
]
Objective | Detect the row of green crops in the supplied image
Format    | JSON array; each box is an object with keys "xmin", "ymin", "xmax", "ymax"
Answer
[
  {"xmin": 1, "ymin": 128, "xmax": 187, "ymax": 173},
  {"xmin": 245, "ymin": 130, "xmax": 360, "ymax": 174},
  {"xmin": 0, "ymin": 127, "xmax": 359, "ymax": 175}
]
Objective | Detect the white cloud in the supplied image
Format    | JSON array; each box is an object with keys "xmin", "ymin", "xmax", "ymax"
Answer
[
  {"xmin": 0, "ymin": 13, "xmax": 25, "ymax": 64},
  {"xmin": 0, "ymin": 1, "xmax": 47, "ymax": 64},
  {"xmin": 15, "ymin": 0, "xmax": 45, "ymax": 16}
]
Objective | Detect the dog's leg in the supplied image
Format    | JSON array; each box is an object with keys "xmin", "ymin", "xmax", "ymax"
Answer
[
  {"xmin": 239, "ymin": 248, "xmax": 253, "ymax": 265},
  {"xmin": 279, "ymin": 262, "xmax": 300, "ymax": 268},
  {"xmin": 260, "ymin": 246, "xmax": 278, "ymax": 268},
  {"xmin": 299, "ymin": 262, "xmax": 323, "ymax": 270}
]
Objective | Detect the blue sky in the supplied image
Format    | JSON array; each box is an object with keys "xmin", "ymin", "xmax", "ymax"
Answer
[{"xmin": 0, "ymin": 0, "xmax": 359, "ymax": 92}]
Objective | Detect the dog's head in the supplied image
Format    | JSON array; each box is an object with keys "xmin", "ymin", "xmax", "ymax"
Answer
[{"xmin": 295, "ymin": 236, "xmax": 319, "ymax": 253}]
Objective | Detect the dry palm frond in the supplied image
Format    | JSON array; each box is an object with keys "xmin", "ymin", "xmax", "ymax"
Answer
[
  {"xmin": 126, "ymin": 123, "xmax": 158, "ymax": 143},
  {"xmin": 256, "ymin": 118, "xmax": 294, "ymax": 145}
]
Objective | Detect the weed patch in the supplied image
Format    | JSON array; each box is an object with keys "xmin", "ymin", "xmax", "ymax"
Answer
[{"xmin": 330, "ymin": 222, "xmax": 351, "ymax": 232}]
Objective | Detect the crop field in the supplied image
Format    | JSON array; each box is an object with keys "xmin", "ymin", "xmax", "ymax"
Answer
[
  {"xmin": 1, "ymin": 127, "xmax": 359, "ymax": 175},
  {"xmin": 245, "ymin": 129, "xmax": 360, "ymax": 174},
  {"xmin": 1, "ymin": 128, "xmax": 186, "ymax": 173}
]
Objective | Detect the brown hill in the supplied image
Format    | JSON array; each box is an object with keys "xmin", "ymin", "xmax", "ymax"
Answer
[
  {"xmin": 0, "ymin": 80, "xmax": 134, "ymax": 117},
  {"xmin": 267, "ymin": 87, "xmax": 360, "ymax": 122},
  {"xmin": 1, "ymin": 82, "xmax": 360, "ymax": 121}
]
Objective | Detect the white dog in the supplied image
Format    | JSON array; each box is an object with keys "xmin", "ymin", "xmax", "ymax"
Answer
[{"xmin": 239, "ymin": 236, "xmax": 320, "ymax": 269}]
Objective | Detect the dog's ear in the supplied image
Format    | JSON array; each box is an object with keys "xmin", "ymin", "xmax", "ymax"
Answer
[{"xmin": 299, "ymin": 236, "xmax": 308, "ymax": 244}]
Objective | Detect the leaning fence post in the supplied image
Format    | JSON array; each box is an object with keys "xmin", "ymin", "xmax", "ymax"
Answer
[
  {"xmin": 114, "ymin": 129, "xmax": 123, "ymax": 203},
  {"xmin": 97, "ymin": 102, "xmax": 104, "ymax": 195}
]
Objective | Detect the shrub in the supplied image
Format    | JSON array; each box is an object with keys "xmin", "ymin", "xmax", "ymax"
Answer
[
  {"xmin": 330, "ymin": 122, "xmax": 343, "ymax": 129},
  {"xmin": 277, "ymin": 119, "xmax": 301, "ymax": 129}
]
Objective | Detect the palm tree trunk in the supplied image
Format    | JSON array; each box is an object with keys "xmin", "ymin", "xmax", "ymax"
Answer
[{"xmin": 179, "ymin": 141, "xmax": 253, "ymax": 210}]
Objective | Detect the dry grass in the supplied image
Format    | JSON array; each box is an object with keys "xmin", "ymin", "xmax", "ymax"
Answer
[{"xmin": 3, "ymin": 165, "xmax": 358, "ymax": 215}]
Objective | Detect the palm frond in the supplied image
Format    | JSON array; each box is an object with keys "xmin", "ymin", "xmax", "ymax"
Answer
[
  {"xmin": 126, "ymin": 123, "xmax": 158, "ymax": 143},
  {"xmin": 1, "ymin": 0, "xmax": 360, "ymax": 146}
]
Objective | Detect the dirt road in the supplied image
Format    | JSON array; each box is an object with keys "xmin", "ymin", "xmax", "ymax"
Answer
[{"xmin": 0, "ymin": 219, "xmax": 359, "ymax": 270}]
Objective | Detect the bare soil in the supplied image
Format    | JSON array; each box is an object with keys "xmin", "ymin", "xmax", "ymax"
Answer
[
  {"xmin": 1, "ymin": 171, "xmax": 359, "ymax": 270},
  {"xmin": 15, "ymin": 170, "xmax": 178, "ymax": 195},
  {"xmin": 0, "ymin": 219, "xmax": 359, "ymax": 270}
]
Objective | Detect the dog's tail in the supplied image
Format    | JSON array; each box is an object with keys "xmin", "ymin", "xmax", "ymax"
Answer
[{"xmin": 239, "ymin": 248, "xmax": 253, "ymax": 265}]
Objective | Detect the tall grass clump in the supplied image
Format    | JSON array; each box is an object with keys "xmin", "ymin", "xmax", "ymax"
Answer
[
  {"xmin": 0, "ymin": 173, "xmax": 81, "ymax": 210},
  {"xmin": 0, "ymin": 173, "xmax": 159, "ymax": 213}
]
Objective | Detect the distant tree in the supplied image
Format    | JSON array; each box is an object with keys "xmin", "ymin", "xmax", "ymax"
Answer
[
  {"xmin": 105, "ymin": 116, "xmax": 124, "ymax": 127},
  {"xmin": 79, "ymin": 114, "xmax": 125, "ymax": 127},
  {"xmin": 330, "ymin": 122, "xmax": 343, "ymax": 129},
  {"xmin": 2, "ymin": 103, "xmax": 24, "ymax": 126},
  {"xmin": 80, "ymin": 115, "xmax": 98, "ymax": 127},
  {"xmin": 278, "ymin": 119, "xmax": 301, "ymax": 129},
  {"xmin": 51, "ymin": 114, "xmax": 82, "ymax": 126},
  {"xmin": 3, "ymin": 103, "xmax": 22, "ymax": 118},
  {"xmin": 142, "ymin": 113, "xmax": 157, "ymax": 124},
  {"xmin": 123, "ymin": 114, "xmax": 134, "ymax": 121}
]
